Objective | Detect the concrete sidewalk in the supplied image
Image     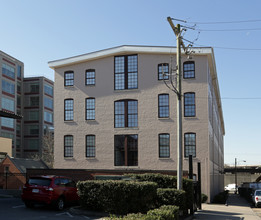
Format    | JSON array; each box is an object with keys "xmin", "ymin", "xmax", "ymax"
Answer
[{"xmin": 192, "ymin": 194, "xmax": 260, "ymax": 220}]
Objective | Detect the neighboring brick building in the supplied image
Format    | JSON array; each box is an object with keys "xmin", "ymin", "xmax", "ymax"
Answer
[
  {"xmin": 0, "ymin": 155, "xmax": 48, "ymax": 189},
  {"xmin": 23, "ymin": 77, "xmax": 54, "ymax": 158},
  {"xmin": 48, "ymin": 45, "xmax": 225, "ymax": 201}
]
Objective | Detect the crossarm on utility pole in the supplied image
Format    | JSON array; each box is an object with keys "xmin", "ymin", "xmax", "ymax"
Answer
[{"xmin": 167, "ymin": 17, "xmax": 187, "ymax": 52}]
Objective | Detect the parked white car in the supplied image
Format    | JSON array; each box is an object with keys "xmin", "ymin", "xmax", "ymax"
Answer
[
  {"xmin": 252, "ymin": 189, "xmax": 261, "ymax": 207},
  {"xmin": 224, "ymin": 183, "xmax": 236, "ymax": 192}
]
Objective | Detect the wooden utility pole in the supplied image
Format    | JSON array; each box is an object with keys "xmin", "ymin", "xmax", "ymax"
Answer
[{"xmin": 167, "ymin": 17, "xmax": 186, "ymax": 190}]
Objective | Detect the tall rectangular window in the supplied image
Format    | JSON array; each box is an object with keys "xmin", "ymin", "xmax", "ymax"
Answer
[
  {"xmin": 25, "ymin": 125, "xmax": 39, "ymax": 135},
  {"xmin": 86, "ymin": 69, "xmax": 95, "ymax": 85},
  {"xmin": 17, "ymin": 65, "xmax": 22, "ymax": 78},
  {"xmin": 158, "ymin": 94, "xmax": 169, "ymax": 118},
  {"xmin": 158, "ymin": 63, "xmax": 169, "ymax": 80},
  {"xmin": 44, "ymin": 97, "xmax": 53, "ymax": 109},
  {"xmin": 184, "ymin": 92, "xmax": 195, "ymax": 117},
  {"xmin": 114, "ymin": 135, "xmax": 138, "ymax": 166},
  {"xmin": 30, "ymin": 96, "xmax": 39, "ymax": 106},
  {"xmin": 114, "ymin": 100, "xmax": 138, "ymax": 128},
  {"xmin": 86, "ymin": 135, "xmax": 95, "ymax": 157},
  {"xmin": 2, "ymin": 63, "xmax": 15, "ymax": 79},
  {"xmin": 2, "ymin": 80, "xmax": 15, "ymax": 95},
  {"xmin": 2, "ymin": 97, "xmax": 15, "ymax": 112},
  {"xmin": 17, "ymin": 81, "xmax": 21, "ymax": 93},
  {"xmin": 44, "ymin": 84, "xmax": 53, "ymax": 96},
  {"xmin": 1, "ymin": 118, "xmax": 14, "ymax": 128},
  {"xmin": 183, "ymin": 61, "xmax": 195, "ymax": 79},
  {"xmin": 114, "ymin": 55, "xmax": 138, "ymax": 90},
  {"xmin": 27, "ymin": 111, "xmax": 39, "ymax": 121},
  {"xmin": 30, "ymin": 83, "xmax": 39, "ymax": 93},
  {"xmin": 26, "ymin": 139, "xmax": 39, "ymax": 150},
  {"xmin": 159, "ymin": 134, "xmax": 170, "ymax": 158},
  {"xmin": 64, "ymin": 99, "xmax": 74, "ymax": 121},
  {"xmin": 184, "ymin": 133, "xmax": 196, "ymax": 157},
  {"xmin": 64, "ymin": 71, "xmax": 74, "ymax": 86},
  {"xmin": 44, "ymin": 111, "xmax": 53, "ymax": 123},
  {"xmin": 86, "ymin": 98, "xmax": 95, "ymax": 120},
  {"xmin": 64, "ymin": 135, "xmax": 73, "ymax": 157}
]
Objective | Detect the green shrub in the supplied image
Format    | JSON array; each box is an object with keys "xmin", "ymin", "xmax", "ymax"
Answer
[
  {"xmin": 126, "ymin": 173, "xmax": 193, "ymax": 213},
  {"xmin": 157, "ymin": 188, "xmax": 186, "ymax": 211},
  {"xmin": 106, "ymin": 205, "xmax": 179, "ymax": 220},
  {"xmin": 212, "ymin": 191, "xmax": 228, "ymax": 204},
  {"xmin": 77, "ymin": 180, "xmax": 157, "ymax": 215},
  {"xmin": 126, "ymin": 173, "xmax": 176, "ymax": 188},
  {"xmin": 107, "ymin": 213, "xmax": 147, "ymax": 220},
  {"xmin": 201, "ymin": 193, "xmax": 208, "ymax": 203},
  {"xmin": 147, "ymin": 205, "xmax": 179, "ymax": 220}
]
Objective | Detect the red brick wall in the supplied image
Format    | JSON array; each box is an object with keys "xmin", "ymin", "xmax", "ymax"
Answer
[{"xmin": 0, "ymin": 157, "xmax": 25, "ymax": 189}]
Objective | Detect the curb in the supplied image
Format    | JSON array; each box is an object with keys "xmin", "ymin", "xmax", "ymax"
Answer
[
  {"xmin": 0, "ymin": 194, "xmax": 13, "ymax": 198},
  {"xmin": 69, "ymin": 206, "xmax": 108, "ymax": 218}
]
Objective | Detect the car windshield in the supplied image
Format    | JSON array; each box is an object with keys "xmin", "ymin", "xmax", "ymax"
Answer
[
  {"xmin": 256, "ymin": 191, "xmax": 261, "ymax": 196},
  {"xmin": 28, "ymin": 178, "xmax": 51, "ymax": 186}
]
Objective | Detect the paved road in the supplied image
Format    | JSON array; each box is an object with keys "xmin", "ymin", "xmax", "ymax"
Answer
[
  {"xmin": 193, "ymin": 194, "xmax": 260, "ymax": 220},
  {"xmin": 0, "ymin": 197, "xmax": 102, "ymax": 220}
]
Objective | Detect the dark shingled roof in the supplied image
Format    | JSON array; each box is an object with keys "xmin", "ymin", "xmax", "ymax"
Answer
[{"xmin": 10, "ymin": 157, "xmax": 49, "ymax": 173}]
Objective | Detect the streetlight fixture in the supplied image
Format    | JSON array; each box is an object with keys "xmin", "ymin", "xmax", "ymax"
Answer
[{"xmin": 235, "ymin": 158, "xmax": 246, "ymax": 194}]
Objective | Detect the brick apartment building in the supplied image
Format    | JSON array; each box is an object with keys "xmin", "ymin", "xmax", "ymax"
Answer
[{"xmin": 48, "ymin": 45, "xmax": 225, "ymax": 201}]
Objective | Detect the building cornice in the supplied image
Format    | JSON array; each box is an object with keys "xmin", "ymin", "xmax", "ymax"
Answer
[{"xmin": 48, "ymin": 45, "xmax": 213, "ymax": 69}]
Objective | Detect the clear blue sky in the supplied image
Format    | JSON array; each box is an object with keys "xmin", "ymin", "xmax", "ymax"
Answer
[{"xmin": 1, "ymin": 0, "xmax": 261, "ymax": 166}]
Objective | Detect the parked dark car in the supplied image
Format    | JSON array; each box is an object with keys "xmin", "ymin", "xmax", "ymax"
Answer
[{"xmin": 21, "ymin": 175, "xmax": 79, "ymax": 210}]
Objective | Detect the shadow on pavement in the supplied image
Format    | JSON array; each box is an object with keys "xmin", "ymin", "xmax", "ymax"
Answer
[
  {"xmin": 194, "ymin": 210, "xmax": 244, "ymax": 220},
  {"xmin": 226, "ymin": 193, "xmax": 251, "ymax": 207}
]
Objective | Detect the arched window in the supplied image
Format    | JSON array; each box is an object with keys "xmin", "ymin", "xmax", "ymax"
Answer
[
  {"xmin": 159, "ymin": 133, "xmax": 170, "ymax": 158},
  {"xmin": 86, "ymin": 98, "xmax": 95, "ymax": 120},
  {"xmin": 86, "ymin": 135, "xmax": 95, "ymax": 157},
  {"xmin": 64, "ymin": 135, "xmax": 73, "ymax": 157},
  {"xmin": 64, "ymin": 71, "xmax": 74, "ymax": 86},
  {"xmin": 64, "ymin": 99, "xmax": 74, "ymax": 121},
  {"xmin": 183, "ymin": 61, "xmax": 195, "ymax": 79},
  {"xmin": 114, "ymin": 99, "xmax": 138, "ymax": 128},
  {"xmin": 184, "ymin": 92, "xmax": 195, "ymax": 117},
  {"xmin": 158, "ymin": 63, "xmax": 169, "ymax": 80},
  {"xmin": 85, "ymin": 69, "xmax": 95, "ymax": 85},
  {"xmin": 184, "ymin": 133, "xmax": 196, "ymax": 157},
  {"xmin": 114, "ymin": 55, "xmax": 138, "ymax": 90},
  {"xmin": 158, "ymin": 94, "xmax": 169, "ymax": 118}
]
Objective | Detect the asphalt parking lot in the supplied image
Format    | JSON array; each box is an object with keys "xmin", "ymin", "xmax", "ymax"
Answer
[{"xmin": 0, "ymin": 197, "xmax": 103, "ymax": 220}]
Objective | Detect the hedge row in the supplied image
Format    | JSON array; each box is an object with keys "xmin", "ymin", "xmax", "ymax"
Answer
[
  {"xmin": 107, "ymin": 205, "xmax": 179, "ymax": 220},
  {"xmin": 77, "ymin": 180, "xmax": 158, "ymax": 215},
  {"xmin": 156, "ymin": 188, "xmax": 186, "ymax": 211},
  {"xmin": 126, "ymin": 173, "xmax": 193, "ymax": 211}
]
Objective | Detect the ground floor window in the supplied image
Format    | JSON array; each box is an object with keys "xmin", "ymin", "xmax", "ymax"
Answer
[
  {"xmin": 114, "ymin": 134, "xmax": 138, "ymax": 166},
  {"xmin": 184, "ymin": 133, "xmax": 196, "ymax": 157},
  {"xmin": 159, "ymin": 133, "xmax": 170, "ymax": 158}
]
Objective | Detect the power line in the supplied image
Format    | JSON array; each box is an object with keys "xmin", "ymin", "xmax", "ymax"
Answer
[
  {"xmin": 185, "ymin": 19, "xmax": 261, "ymax": 25},
  {"xmin": 195, "ymin": 27, "xmax": 261, "ymax": 32},
  {"xmin": 193, "ymin": 42, "xmax": 261, "ymax": 51}
]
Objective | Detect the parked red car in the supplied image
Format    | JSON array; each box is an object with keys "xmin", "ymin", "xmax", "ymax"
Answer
[{"xmin": 21, "ymin": 175, "xmax": 79, "ymax": 210}]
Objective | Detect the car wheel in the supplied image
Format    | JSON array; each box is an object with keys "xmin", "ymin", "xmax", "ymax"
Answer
[
  {"xmin": 56, "ymin": 197, "xmax": 65, "ymax": 211},
  {"xmin": 24, "ymin": 201, "xmax": 34, "ymax": 208}
]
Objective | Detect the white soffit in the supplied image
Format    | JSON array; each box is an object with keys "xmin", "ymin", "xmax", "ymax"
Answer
[{"xmin": 48, "ymin": 45, "xmax": 213, "ymax": 69}]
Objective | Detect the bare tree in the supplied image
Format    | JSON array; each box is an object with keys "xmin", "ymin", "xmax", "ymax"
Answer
[{"xmin": 41, "ymin": 130, "xmax": 54, "ymax": 168}]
